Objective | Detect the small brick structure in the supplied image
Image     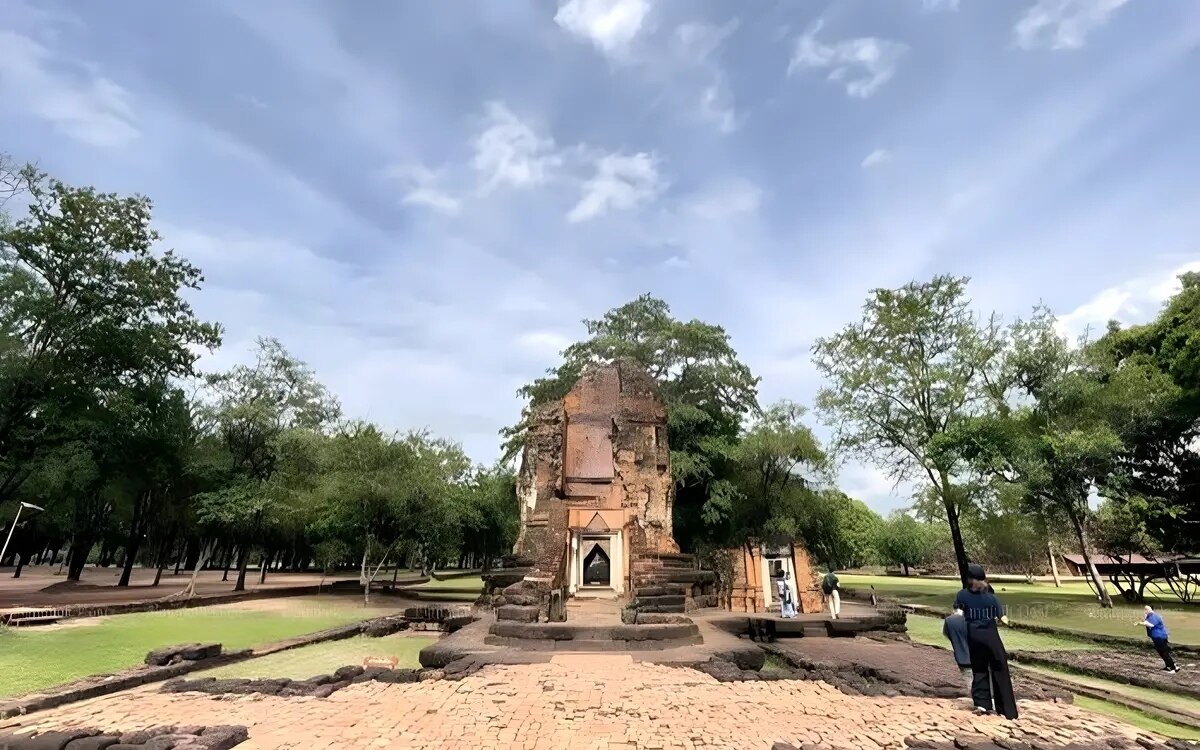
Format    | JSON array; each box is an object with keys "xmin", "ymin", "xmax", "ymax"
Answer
[{"xmin": 722, "ymin": 539, "xmax": 825, "ymax": 614}]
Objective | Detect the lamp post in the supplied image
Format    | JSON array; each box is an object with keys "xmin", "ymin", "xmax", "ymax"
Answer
[{"xmin": 1, "ymin": 502, "xmax": 45, "ymax": 567}]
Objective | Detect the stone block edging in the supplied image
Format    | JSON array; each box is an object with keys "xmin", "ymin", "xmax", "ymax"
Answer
[{"xmin": 0, "ymin": 611, "xmax": 458, "ymax": 719}]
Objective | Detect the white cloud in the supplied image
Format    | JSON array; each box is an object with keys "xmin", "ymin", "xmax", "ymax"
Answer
[
  {"xmin": 0, "ymin": 29, "xmax": 139, "ymax": 148},
  {"xmin": 922, "ymin": 0, "xmax": 961, "ymax": 10},
  {"xmin": 1014, "ymin": 0, "xmax": 1129, "ymax": 51},
  {"xmin": 554, "ymin": 0, "xmax": 650, "ymax": 57},
  {"xmin": 683, "ymin": 179, "xmax": 762, "ymax": 219},
  {"xmin": 788, "ymin": 22, "xmax": 908, "ymax": 99},
  {"xmin": 1055, "ymin": 260, "xmax": 1200, "ymax": 340},
  {"xmin": 384, "ymin": 164, "xmax": 462, "ymax": 215},
  {"xmin": 699, "ymin": 81, "xmax": 738, "ymax": 134},
  {"xmin": 860, "ymin": 148, "xmax": 892, "ymax": 168},
  {"xmin": 472, "ymin": 101, "xmax": 562, "ymax": 192},
  {"xmin": 567, "ymin": 152, "xmax": 665, "ymax": 223},
  {"xmin": 516, "ymin": 330, "xmax": 571, "ymax": 357}
]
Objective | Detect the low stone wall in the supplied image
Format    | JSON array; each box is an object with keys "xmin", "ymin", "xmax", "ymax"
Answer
[{"xmin": 0, "ymin": 723, "xmax": 249, "ymax": 749}]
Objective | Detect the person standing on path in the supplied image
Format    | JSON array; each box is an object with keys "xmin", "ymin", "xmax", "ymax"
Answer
[
  {"xmin": 954, "ymin": 563, "xmax": 1018, "ymax": 719},
  {"xmin": 1139, "ymin": 605, "xmax": 1177, "ymax": 673},
  {"xmin": 822, "ymin": 568, "xmax": 841, "ymax": 620},
  {"xmin": 777, "ymin": 573, "xmax": 796, "ymax": 618},
  {"xmin": 943, "ymin": 607, "xmax": 973, "ymax": 696}
]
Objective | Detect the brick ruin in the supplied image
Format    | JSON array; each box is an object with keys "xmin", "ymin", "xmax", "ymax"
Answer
[{"xmin": 484, "ymin": 359, "xmax": 716, "ymax": 623}]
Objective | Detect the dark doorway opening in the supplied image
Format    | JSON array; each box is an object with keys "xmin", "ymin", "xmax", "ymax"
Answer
[{"xmin": 583, "ymin": 544, "xmax": 611, "ymax": 586}]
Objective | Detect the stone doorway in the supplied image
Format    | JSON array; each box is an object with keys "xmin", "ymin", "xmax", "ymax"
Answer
[{"xmin": 582, "ymin": 542, "xmax": 611, "ymax": 586}]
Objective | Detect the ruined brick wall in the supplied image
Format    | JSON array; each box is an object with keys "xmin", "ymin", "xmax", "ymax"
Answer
[
  {"xmin": 513, "ymin": 401, "xmax": 569, "ymax": 580},
  {"xmin": 514, "ymin": 359, "xmax": 678, "ymax": 579},
  {"xmin": 792, "ymin": 543, "xmax": 825, "ymax": 614}
]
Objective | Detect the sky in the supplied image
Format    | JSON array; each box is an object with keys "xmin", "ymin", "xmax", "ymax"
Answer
[{"xmin": 2, "ymin": 0, "xmax": 1198, "ymax": 514}]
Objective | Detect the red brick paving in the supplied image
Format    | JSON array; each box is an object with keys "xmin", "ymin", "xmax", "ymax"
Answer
[{"xmin": 1, "ymin": 655, "xmax": 1152, "ymax": 750}]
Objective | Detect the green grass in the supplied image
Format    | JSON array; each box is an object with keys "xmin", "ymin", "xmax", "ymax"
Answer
[
  {"xmin": 411, "ymin": 575, "xmax": 483, "ymax": 591},
  {"xmin": 0, "ymin": 596, "xmax": 402, "ymax": 698},
  {"xmin": 198, "ymin": 634, "xmax": 435, "ymax": 679},
  {"xmin": 1018, "ymin": 663, "xmax": 1200, "ymax": 717},
  {"xmin": 842, "ymin": 574, "xmax": 1200, "ymax": 646},
  {"xmin": 905, "ymin": 614, "xmax": 1098, "ymax": 652},
  {"xmin": 1074, "ymin": 696, "xmax": 1200, "ymax": 741}
]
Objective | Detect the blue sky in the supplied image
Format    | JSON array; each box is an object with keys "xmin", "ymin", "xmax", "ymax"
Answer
[{"xmin": 2, "ymin": 0, "xmax": 1198, "ymax": 513}]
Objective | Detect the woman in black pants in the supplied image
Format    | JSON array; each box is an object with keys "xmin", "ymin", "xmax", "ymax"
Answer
[{"xmin": 953, "ymin": 564, "xmax": 1018, "ymax": 719}]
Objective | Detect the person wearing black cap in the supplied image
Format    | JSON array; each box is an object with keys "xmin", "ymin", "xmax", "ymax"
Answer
[{"xmin": 953, "ymin": 563, "xmax": 1018, "ymax": 719}]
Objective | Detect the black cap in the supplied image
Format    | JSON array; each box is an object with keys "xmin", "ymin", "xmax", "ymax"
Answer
[{"xmin": 967, "ymin": 563, "xmax": 987, "ymax": 581}]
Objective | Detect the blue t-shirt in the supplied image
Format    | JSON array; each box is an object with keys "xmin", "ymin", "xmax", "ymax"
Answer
[
  {"xmin": 953, "ymin": 589, "xmax": 1005, "ymax": 630},
  {"xmin": 1145, "ymin": 612, "xmax": 1168, "ymax": 640}
]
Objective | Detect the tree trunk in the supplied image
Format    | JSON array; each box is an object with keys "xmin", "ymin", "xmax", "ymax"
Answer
[
  {"xmin": 118, "ymin": 498, "xmax": 148, "ymax": 587},
  {"xmin": 258, "ymin": 551, "xmax": 271, "ymax": 585},
  {"xmin": 67, "ymin": 534, "xmax": 92, "ymax": 582},
  {"xmin": 184, "ymin": 538, "xmax": 201, "ymax": 573},
  {"xmin": 234, "ymin": 546, "xmax": 250, "ymax": 592},
  {"xmin": 902, "ymin": 562, "xmax": 910, "ymax": 576},
  {"xmin": 940, "ymin": 473, "xmax": 971, "ymax": 588},
  {"xmin": 36, "ymin": 548, "xmax": 45, "ymax": 565},
  {"xmin": 1068, "ymin": 507, "xmax": 1112, "ymax": 608},
  {"xmin": 49, "ymin": 547, "xmax": 59, "ymax": 566},
  {"xmin": 360, "ymin": 541, "xmax": 371, "ymax": 605},
  {"xmin": 222, "ymin": 547, "xmax": 234, "ymax": 582},
  {"xmin": 1047, "ymin": 540, "xmax": 1062, "ymax": 587},
  {"xmin": 13, "ymin": 553, "xmax": 24, "ymax": 578},
  {"xmin": 182, "ymin": 543, "xmax": 212, "ymax": 598}
]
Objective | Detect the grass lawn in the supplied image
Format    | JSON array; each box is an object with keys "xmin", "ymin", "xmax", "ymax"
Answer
[
  {"xmin": 905, "ymin": 614, "xmax": 1098, "ymax": 653},
  {"xmin": 1074, "ymin": 696, "xmax": 1200, "ymax": 741},
  {"xmin": 842, "ymin": 574, "xmax": 1200, "ymax": 646},
  {"xmin": 411, "ymin": 575, "xmax": 483, "ymax": 591},
  {"xmin": 1018, "ymin": 663, "xmax": 1200, "ymax": 718},
  {"xmin": 198, "ymin": 634, "xmax": 435, "ymax": 679},
  {"xmin": 0, "ymin": 595, "xmax": 402, "ymax": 698}
]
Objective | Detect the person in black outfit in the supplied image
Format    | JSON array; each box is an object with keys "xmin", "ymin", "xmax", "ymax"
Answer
[{"xmin": 953, "ymin": 564, "xmax": 1018, "ymax": 719}]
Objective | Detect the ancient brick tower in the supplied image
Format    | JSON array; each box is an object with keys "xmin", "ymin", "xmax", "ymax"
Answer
[{"xmin": 513, "ymin": 359, "xmax": 678, "ymax": 597}]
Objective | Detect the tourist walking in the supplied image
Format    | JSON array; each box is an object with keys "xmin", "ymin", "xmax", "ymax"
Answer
[
  {"xmin": 777, "ymin": 572, "xmax": 796, "ymax": 618},
  {"xmin": 954, "ymin": 564, "xmax": 1018, "ymax": 719},
  {"xmin": 822, "ymin": 568, "xmax": 841, "ymax": 620},
  {"xmin": 1139, "ymin": 605, "xmax": 1177, "ymax": 673},
  {"xmin": 942, "ymin": 607, "xmax": 973, "ymax": 694}
]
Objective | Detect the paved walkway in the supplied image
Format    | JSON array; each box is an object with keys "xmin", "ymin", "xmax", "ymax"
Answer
[{"xmin": 2, "ymin": 656, "xmax": 1152, "ymax": 750}]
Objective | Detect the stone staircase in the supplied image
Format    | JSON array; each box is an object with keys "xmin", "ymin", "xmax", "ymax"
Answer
[{"xmin": 628, "ymin": 553, "xmax": 717, "ymax": 620}]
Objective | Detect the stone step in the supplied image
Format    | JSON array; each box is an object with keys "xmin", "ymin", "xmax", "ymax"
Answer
[
  {"xmin": 630, "ymin": 585, "xmax": 689, "ymax": 597},
  {"xmin": 631, "ymin": 594, "xmax": 686, "ymax": 609},
  {"xmin": 631, "ymin": 603, "xmax": 687, "ymax": 614},
  {"xmin": 495, "ymin": 605, "xmax": 540, "ymax": 623},
  {"xmin": 489, "ymin": 621, "xmax": 700, "ymax": 642},
  {"xmin": 483, "ymin": 635, "xmax": 703, "ymax": 652},
  {"xmin": 633, "ymin": 570, "xmax": 714, "ymax": 585}
]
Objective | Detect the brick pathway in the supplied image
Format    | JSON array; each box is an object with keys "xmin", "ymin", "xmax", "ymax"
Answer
[{"xmin": 2, "ymin": 655, "xmax": 1152, "ymax": 750}]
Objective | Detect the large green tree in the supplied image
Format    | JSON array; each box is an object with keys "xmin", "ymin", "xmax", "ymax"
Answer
[
  {"xmin": 813, "ymin": 275, "xmax": 1003, "ymax": 586},
  {"xmin": 0, "ymin": 175, "xmax": 221, "ymax": 512},
  {"xmin": 506, "ymin": 294, "xmax": 759, "ymax": 549}
]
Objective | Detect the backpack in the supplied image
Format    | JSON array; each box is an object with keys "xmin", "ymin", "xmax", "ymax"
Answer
[{"xmin": 821, "ymin": 572, "xmax": 838, "ymax": 595}]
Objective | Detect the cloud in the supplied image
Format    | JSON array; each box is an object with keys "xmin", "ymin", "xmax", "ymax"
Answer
[
  {"xmin": 1055, "ymin": 260, "xmax": 1200, "ymax": 340},
  {"xmin": 922, "ymin": 0, "xmax": 961, "ymax": 10},
  {"xmin": 567, "ymin": 152, "xmax": 665, "ymax": 222},
  {"xmin": 1013, "ymin": 0, "xmax": 1129, "ymax": 51},
  {"xmin": 384, "ymin": 164, "xmax": 462, "ymax": 215},
  {"xmin": 788, "ymin": 22, "xmax": 908, "ymax": 98},
  {"xmin": 0, "ymin": 29, "xmax": 139, "ymax": 148},
  {"xmin": 860, "ymin": 148, "xmax": 892, "ymax": 168},
  {"xmin": 554, "ymin": 0, "xmax": 651, "ymax": 57},
  {"xmin": 683, "ymin": 179, "xmax": 762, "ymax": 219},
  {"xmin": 472, "ymin": 101, "xmax": 563, "ymax": 192},
  {"xmin": 699, "ymin": 80, "xmax": 738, "ymax": 134},
  {"xmin": 516, "ymin": 330, "xmax": 571, "ymax": 357}
]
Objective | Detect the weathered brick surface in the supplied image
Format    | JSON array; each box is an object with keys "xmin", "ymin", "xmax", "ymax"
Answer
[{"xmin": 1, "ymin": 659, "xmax": 1166, "ymax": 750}]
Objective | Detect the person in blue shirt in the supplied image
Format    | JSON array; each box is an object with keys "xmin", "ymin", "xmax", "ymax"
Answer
[
  {"xmin": 953, "ymin": 563, "xmax": 1018, "ymax": 719},
  {"xmin": 1139, "ymin": 605, "xmax": 1177, "ymax": 673}
]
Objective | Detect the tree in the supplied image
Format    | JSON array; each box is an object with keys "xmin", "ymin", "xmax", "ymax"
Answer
[
  {"xmin": 940, "ymin": 308, "xmax": 1180, "ymax": 607},
  {"xmin": 0, "ymin": 175, "xmax": 221, "ymax": 516},
  {"xmin": 876, "ymin": 512, "xmax": 937, "ymax": 575},
  {"xmin": 506, "ymin": 294, "xmax": 759, "ymax": 549},
  {"xmin": 199, "ymin": 338, "xmax": 340, "ymax": 591},
  {"xmin": 718, "ymin": 401, "xmax": 827, "ymax": 542},
  {"xmin": 813, "ymin": 276, "xmax": 1002, "ymax": 586},
  {"xmin": 792, "ymin": 490, "xmax": 883, "ymax": 570},
  {"xmin": 1092, "ymin": 272, "xmax": 1200, "ymax": 555}
]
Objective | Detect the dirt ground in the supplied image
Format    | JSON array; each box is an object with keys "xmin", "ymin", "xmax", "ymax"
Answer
[{"xmin": 0, "ymin": 566, "xmax": 368, "ymax": 610}]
